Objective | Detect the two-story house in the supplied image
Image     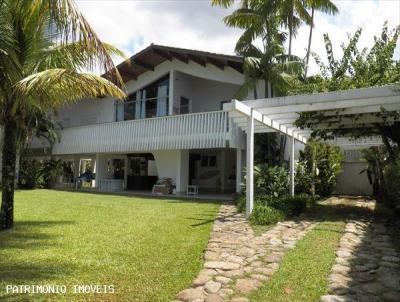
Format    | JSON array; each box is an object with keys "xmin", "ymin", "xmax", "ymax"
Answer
[
  {"xmin": 26, "ymin": 44, "xmax": 381, "ymax": 197},
  {"xmin": 30, "ymin": 44, "xmax": 261, "ymax": 194}
]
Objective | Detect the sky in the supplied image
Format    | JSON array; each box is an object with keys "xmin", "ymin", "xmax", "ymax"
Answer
[{"xmin": 76, "ymin": 0, "xmax": 400, "ymax": 75}]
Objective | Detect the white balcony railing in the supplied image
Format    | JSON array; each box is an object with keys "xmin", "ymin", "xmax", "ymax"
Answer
[{"xmin": 51, "ymin": 111, "xmax": 235, "ymax": 155}]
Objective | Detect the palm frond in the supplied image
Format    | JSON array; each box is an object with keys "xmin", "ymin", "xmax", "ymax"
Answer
[
  {"xmin": 211, "ymin": 0, "xmax": 235, "ymax": 8},
  {"xmin": 38, "ymin": 0, "xmax": 124, "ymax": 85},
  {"xmin": 14, "ymin": 68, "xmax": 126, "ymax": 110}
]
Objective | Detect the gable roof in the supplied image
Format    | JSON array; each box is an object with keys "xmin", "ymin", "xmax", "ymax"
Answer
[{"xmin": 112, "ymin": 44, "xmax": 244, "ymax": 82}]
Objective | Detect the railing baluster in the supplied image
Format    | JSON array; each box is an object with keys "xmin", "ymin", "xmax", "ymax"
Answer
[{"xmin": 50, "ymin": 111, "xmax": 231, "ymax": 154}]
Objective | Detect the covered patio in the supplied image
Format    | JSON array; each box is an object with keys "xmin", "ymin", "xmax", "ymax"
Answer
[{"xmin": 224, "ymin": 85, "xmax": 400, "ymax": 216}]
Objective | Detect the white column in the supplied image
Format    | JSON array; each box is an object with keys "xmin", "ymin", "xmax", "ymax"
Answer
[
  {"xmin": 290, "ymin": 135, "xmax": 295, "ymax": 197},
  {"xmin": 168, "ymin": 69, "xmax": 175, "ymax": 115},
  {"xmin": 246, "ymin": 109, "xmax": 254, "ymax": 217},
  {"xmin": 73, "ymin": 156, "xmax": 80, "ymax": 178},
  {"xmin": 236, "ymin": 148, "xmax": 242, "ymax": 193},
  {"xmin": 176, "ymin": 150, "xmax": 189, "ymax": 193},
  {"xmin": 95, "ymin": 154, "xmax": 101, "ymax": 188},
  {"xmin": 95, "ymin": 153, "xmax": 108, "ymax": 190}
]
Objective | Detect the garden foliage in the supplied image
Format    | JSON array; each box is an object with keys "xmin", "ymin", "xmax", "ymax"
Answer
[
  {"xmin": 18, "ymin": 159, "xmax": 63, "ymax": 189},
  {"xmin": 295, "ymin": 140, "xmax": 344, "ymax": 197}
]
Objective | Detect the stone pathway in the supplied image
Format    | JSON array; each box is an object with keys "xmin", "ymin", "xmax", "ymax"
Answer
[
  {"xmin": 173, "ymin": 204, "xmax": 315, "ymax": 302},
  {"xmin": 321, "ymin": 219, "xmax": 400, "ymax": 302}
]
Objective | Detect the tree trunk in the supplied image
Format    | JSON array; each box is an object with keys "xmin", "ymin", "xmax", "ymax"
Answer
[
  {"xmin": 304, "ymin": 6, "xmax": 315, "ymax": 78},
  {"xmin": 0, "ymin": 119, "xmax": 18, "ymax": 230}
]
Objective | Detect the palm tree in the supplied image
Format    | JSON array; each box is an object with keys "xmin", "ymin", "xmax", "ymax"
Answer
[
  {"xmin": 0, "ymin": 0, "xmax": 126, "ymax": 230},
  {"xmin": 280, "ymin": 0, "xmax": 311, "ymax": 57},
  {"xmin": 304, "ymin": 0, "xmax": 338, "ymax": 77},
  {"xmin": 215, "ymin": 0, "xmax": 303, "ymax": 165},
  {"xmin": 221, "ymin": 0, "xmax": 303, "ymax": 98}
]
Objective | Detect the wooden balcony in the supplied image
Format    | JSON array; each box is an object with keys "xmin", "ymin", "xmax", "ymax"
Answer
[{"xmin": 51, "ymin": 111, "xmax": 241, "ymax": 155}]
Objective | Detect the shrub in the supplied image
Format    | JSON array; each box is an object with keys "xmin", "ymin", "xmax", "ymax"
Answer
[
  {"xmin": 254, "ymin": 194, "xmax": 310, "ymax": 217},
  {"xmin": 42, "ymin": 159, "xmax": 63, "ymax": 188},
  {"xmin": 269, "ymin": 195, "xmax": 308, "ymax": 217},
  {"xmin": 249, "ymin": 205, "xmax": 285, "ymax": 225},
  {"xmin": 234, "ymin": 194, "xmax": 246, "ymax": 213},
  {"xmin": 296, "ymin": 140, "xmax": 344, "ymax": 197},
  {"xmin": 384, "ymin": 156, "xmax": 400, "ymax": 210},
  {"xmin": 253, "ymin": 164, "xmax": 289, "ymax": 198},
  {"xmin": 18, "ymin": 159, "xmax": 44, "ymax": 189}
]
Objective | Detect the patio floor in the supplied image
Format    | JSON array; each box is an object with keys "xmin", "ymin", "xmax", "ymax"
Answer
[{"xmin": 54, "ymin": 187, "xmax": 234, "ymax": 202}]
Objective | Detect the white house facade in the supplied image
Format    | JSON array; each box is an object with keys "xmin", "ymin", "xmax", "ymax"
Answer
[
  {"xmin": 29, "ymin": 45, "xmax": 256, "ymax": 194},
  {"xmin": 27, "ymin": 44, "xmax": 380, "ymax": 196}
]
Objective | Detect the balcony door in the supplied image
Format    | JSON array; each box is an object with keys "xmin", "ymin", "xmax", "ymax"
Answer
[{"xmin": 116, "ymin": 74, "xmax": 169, "ymax": 121}]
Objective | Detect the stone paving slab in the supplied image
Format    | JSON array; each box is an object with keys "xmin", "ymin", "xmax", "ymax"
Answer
[
  {"xmin": 321, "ymin": 220, "xmax": 400, "ymax": 302},
  {"xmin": 173, "ymin": 203, "xmax": 316, "ymax": 302}
]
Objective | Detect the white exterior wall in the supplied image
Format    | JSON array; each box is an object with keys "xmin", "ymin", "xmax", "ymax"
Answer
[
  {"xmin": 334, "ymin": 149, "xmax": 373, "ymax": 196},
  {"xmin": 56, "ymin": 59, "xmax": 246, "ymax": 129},
  {"xmin": 173, "ymin": 71, "xmax": 242, "ymax": 113},
  {"xmin": 58, "ymin": 98, "xmax": 115, "ymax": 127},
  {"xmin": 153, "ymin": 150, "xmax": 188, "ymax": 193}
]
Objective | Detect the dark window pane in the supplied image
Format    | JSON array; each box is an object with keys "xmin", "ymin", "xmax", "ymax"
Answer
[
  {"xmin": 201, "ymin": 156, "xmax": 208, "ymax": 167},
  {"xmin": 209, "ymin": 156, "xmax": 217, "ymax": 167},
  {"xmin": 124, "ymin": 102, "xmax": 136, "ymax": 120}
]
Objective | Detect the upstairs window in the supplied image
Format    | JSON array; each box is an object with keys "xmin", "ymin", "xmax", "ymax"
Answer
[
  {"xmin": 115, "ymin": 74, "xmax": 169, "ymax": 121},
  {"xmin": 179, "ymin": 97, "xmax": 191, "ymax": 114}
]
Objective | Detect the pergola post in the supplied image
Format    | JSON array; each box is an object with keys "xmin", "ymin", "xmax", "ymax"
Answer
[
  {"xmin": 290, "ymin": 135, "xmax": 295, "ymax": 197},
  {"xmin": 246, "ymin": 109, "xmax": 254, "ymax": 217},
  {"xmin": 236, "ymin": 149, "xmax": 242, "ymax": 193}
]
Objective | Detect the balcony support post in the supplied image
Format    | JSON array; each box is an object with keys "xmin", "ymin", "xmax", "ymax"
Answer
[
  {"xmin": 246, "ymin": 109, "xmax": 254, "ymax": 218},
  {"xmin": 290, "ymin": 135, "xmax": 295, "ymax": 197}
]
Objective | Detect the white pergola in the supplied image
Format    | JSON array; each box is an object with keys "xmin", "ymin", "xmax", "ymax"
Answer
[{"xmin": 223, "ymin": 85, "xmax": 400, "ymax": 217}]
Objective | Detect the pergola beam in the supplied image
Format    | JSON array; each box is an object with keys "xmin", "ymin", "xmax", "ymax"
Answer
[
  {"xmin": 224, "ymin": 100, "xmax": 308, "ymax": 143},
  {"xmin": 224, "ymin": 85, "xmax": 400, "ymax": 218},
  {"xmin": 252, "ymin": 96, "xmax": 400, "ymax": 115},
  {"xmin": 243, "ymin": 85, "xmax": 399, "ymax": 109}
]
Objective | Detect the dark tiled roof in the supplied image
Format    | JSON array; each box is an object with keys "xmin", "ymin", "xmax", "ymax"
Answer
[{"xmin": 108, "ymin": 44, "xmax": 244, "ymax": 82}]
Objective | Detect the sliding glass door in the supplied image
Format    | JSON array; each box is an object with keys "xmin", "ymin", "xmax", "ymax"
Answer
[{"xmin": 116, "ymin": 74, "xmax": 169, "ymax": 121}]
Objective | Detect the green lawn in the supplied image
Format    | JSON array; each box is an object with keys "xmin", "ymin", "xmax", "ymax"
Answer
[
  {"xmin": 0, "ymin": 190, "xmax": 220, "ymax": 302},
  {"xmin": 248, "ymin": 199, "xmax": 380, "ymax": 302},
  {"xmin": 249, "ymin": 220, "xmax": 345, "ymax": 302}
]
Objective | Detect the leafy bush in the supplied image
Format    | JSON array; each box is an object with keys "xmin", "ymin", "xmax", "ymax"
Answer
[
  {"xmin": 253, "ymin": 164, "xmax": 289, "ymax": 198},
  {"xmin": 384, "ymin": 156, "xmax": 400, "ymax": 210},
  {"xmin": 254, "ymin": 194, "xmax": 310, "ymax": 217},
  {"xmin": 268, "ymin": 195, "xmax": 308, "ymax": 217},
  {"xmin": 361, "ymin": 146, "xmax": 400, "ymax": 209},
  {"xmin": 18, "ymin": 158, "xmax": 64, "ymax": 189},
  {"xmin": 249, "ymin": 205, "xmax": 285, "ymax": 225},
  {"xmin": 18, "ymin": 159, "xmax": 44, "ymax": 189},
  {"xmin": 295, "ymin": 140, "xmax": 344, "ymax": 197},
  {"xmin": 234, "ymin": 194, "xmax": 246, "ymax": 213},
  {"xmin": 42, "ymin": 159, "xmax": 63, "ymax": 188}
]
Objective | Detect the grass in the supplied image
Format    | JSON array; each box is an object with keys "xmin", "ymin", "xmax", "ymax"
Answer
[
  {"xmin": 248, "ymin": 198, "xmax": 363, "ymax": 302},
  {"xmin": 0, "ymin": 190, "xmax": 220, "ymax": 302},
  {"xmin": 249, "ymin": 220, "xmax": 345, "ymax": 302}
]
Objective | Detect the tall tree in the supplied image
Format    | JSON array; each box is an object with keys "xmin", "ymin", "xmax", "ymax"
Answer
[
  {"xmin": 216, "ymin": 0, "xmax": 303, "ymax": 98},
  {"xmin": 304, "ymin": 0, "xmax": 338, "ymax": 77},
  {"xmin": 214, "ymin": 0, "xmax": 303, "ymax": 165},
  {"xmin": 0, "ymin": 0, "xmax": 126, "ymax": 230},
  {"xmin": 280, "ymin": 0, "xmax": 311, "ymax": 57}
]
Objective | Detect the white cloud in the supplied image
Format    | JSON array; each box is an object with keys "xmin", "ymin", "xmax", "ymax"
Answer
[{"xmin": 76, "ymin": 0, "xmax": 400, "ymax": 74}]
